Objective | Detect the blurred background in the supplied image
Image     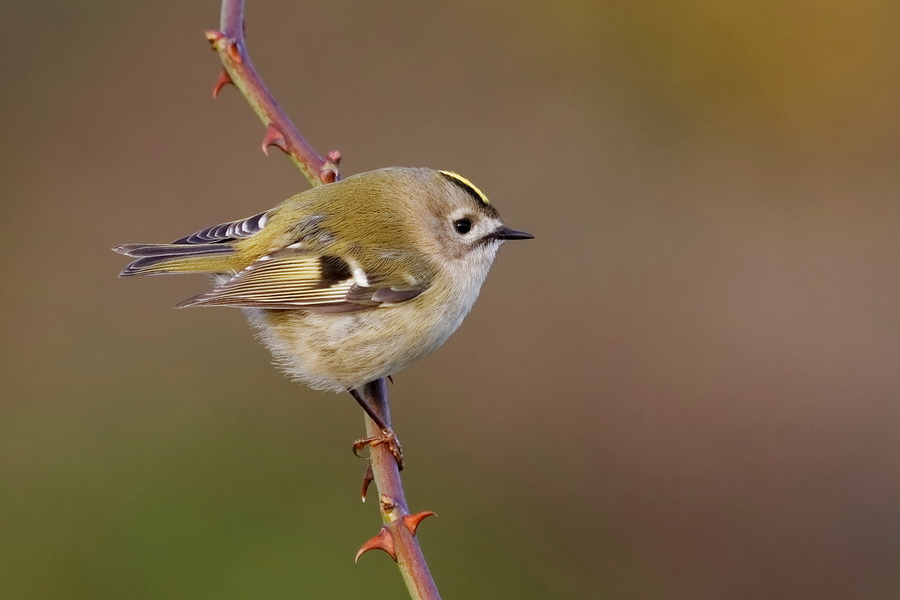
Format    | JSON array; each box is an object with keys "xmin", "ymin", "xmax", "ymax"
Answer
[{"xmin": 3, "ymin": 0, "xmax": 900, "ymax": 598}]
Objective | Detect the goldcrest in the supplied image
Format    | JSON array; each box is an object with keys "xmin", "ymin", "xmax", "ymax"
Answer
[{"xmin": 115, "ymin": 167, "xmax": 531, "ymax": 393}]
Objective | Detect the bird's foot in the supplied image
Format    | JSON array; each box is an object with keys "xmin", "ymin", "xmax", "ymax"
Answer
[{"xmin": 353, "ymin": 428, "xmax": 404, "ymax": 470}]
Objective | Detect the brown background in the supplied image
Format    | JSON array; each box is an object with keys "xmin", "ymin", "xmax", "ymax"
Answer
[{"xmin": 3, "ymin": 1, "xmax": 900, "ymax": 598}]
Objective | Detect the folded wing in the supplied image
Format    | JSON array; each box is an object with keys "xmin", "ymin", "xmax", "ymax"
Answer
[{"xmin": 176, "ymin": 248, "xmax": 425, "ymax": 312}]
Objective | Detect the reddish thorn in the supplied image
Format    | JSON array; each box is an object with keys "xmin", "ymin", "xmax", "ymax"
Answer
[
  {"xmin": 361, "ymin": 463, "xmax": 374, "ymax": 503},
  {"xmin": 319, "ymin": 169, "xmax": 337, "ymax": 184},
  {"xmin": 355, "ymin": 527, "xmax": 396, "ymax": 562},
  {"xmin": 261, "ymin": 123, "xmax": 288, "ymax": 156},
  {"xmin": 325, "ymin": 149, "xmax": 342, "ymax": 165},
  {"xmin": 225, "ymin": 40, "xmax": 243, "ymax": 64},
  {"xmin": 402, "ymin": 511, "xmax": 437, "ymax": 536},
  {"xmin": 212, "ymin": 69, "xmax": 233, "ymax": 98}
]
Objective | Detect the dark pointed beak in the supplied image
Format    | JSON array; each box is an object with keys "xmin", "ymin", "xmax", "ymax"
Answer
[{"xmin": 489, "ymin": 226, "xmax": 534, "ymax": 241}]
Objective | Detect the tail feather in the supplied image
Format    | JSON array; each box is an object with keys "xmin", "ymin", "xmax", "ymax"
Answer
[{"xmin": 114, "ymin": 243, "xmax": 235, "ymax": 277}]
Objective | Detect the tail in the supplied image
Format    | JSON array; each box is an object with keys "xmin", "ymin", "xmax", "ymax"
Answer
[{"xmin": 113, "ymin": 243, "xmax": 236, "ymax": 277}]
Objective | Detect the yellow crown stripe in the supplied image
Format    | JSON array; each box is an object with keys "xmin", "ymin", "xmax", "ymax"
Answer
[{"xmin": 439, "ymin": 170, "xmax": 490, "ymax": 206}]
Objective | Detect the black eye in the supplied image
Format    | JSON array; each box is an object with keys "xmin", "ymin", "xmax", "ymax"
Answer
[{"xmin": 453, "ymin": 218, "xmax": 472, "ymax": 234}]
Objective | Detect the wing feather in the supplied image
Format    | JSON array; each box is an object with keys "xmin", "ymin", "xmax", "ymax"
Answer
[
  {"xmin": 176, "ymin": 249, "xmax": 425, "ymax": 311},
  {"xmin": 114, "ymin": 243, "xmax": 235, "ymax": 276},
  {"xmin": 172, "ymin": 211, "xmax": 269, "ymax": 244}
]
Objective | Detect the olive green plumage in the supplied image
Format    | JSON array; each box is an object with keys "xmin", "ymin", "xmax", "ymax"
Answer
[{"xmin": 115, "ymin": 167, "xmax": 531, "ymax": 391}]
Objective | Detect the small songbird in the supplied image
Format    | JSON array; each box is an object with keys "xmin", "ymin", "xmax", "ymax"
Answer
[{"xmin": 115, "ymin": 167, "xmax": 531, "ymax": 451}]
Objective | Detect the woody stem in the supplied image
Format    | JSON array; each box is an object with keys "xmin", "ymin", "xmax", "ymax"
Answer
[
  {"xmin": 211, "ymin": 0, "xmax": 341, "ymax": 186},
  {"xmin": 361, "ymin": 379, "xmax": 441, "ymax": 600}
]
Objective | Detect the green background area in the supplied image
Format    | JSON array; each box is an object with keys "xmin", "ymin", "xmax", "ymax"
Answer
[{"xmin": 3, "ymin": 1, "xmax": 900, "ymax": 598}]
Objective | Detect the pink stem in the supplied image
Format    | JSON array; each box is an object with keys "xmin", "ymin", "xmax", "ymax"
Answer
[{"xmin": 210, "ymin": 0, "xmax": 341, "ymax": 186}]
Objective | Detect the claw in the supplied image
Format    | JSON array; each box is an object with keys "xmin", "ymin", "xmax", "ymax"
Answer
[
  {"xmin": 355, "ymin": 526, "xmax": 396, "ymax": 562},
  {"xmin": 352, "ymin": 439, "xmax": 368, "ymax": 459},
  {"xmin": 212, "ymin": 69, "xmax": 233, "ymax": 98},
  {"xmin": 261, "ymin": 123, "xmax": 288, "ymax": 155},
  {"xmin": 402, "ymin": 511, "xmax": 437, "ymax": 536}
]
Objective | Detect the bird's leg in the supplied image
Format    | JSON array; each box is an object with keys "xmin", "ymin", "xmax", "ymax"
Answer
[{"xmin": 349, "ymin": 387, "xmax": 404, "ymax": 470}]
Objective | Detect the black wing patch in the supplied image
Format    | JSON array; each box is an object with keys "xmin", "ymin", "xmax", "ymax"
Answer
[{"xmin": 318, "ymin": 255, "xmax": 352, "ymax": 286}]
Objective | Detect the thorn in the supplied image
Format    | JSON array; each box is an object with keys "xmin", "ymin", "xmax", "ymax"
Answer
[
  {"xmin": 387, "ymin": 375, "xmax": 394, "ymax": 385},
  {"xmin": 212, "ymin": 69, "xmax": 233, "ymax": 98},
  {"xmin": 320, "ymin": 169, "xmax": 337, "ymax": 184},
  {"xmin": 261, "ymin": 123, "xmax": 288, "ymax": 155},
  {"xmin": 402, "ymin": 511, "xmax": 437, "ymax": 536},
  {"xmin": 355, "ymin": 526, "xmax": 396, "ymax": 562},
  {"xmin": 361, "ymin": 463, "xmax": 374, "ymax": 502},
  {"xmin": 225, "ymin": 39, "xmax": 243, "ymax": 64}
]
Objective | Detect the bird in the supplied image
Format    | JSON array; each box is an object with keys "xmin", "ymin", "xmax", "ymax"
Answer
[{"xmin": 115, "ymin": 167, "xmax": 532, "ymax": 461}]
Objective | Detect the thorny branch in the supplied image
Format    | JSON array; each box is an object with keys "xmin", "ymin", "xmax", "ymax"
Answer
[
  {"xmin": 208, "ymin": 0, "xmax": 341, "ymax": 186},
  {"xmin": 355, "ymin": 380, "xmax": 440, "ymax": 600},
  {"xmin": 204, "ymin": 2, "xmax": 441, "ymax": 599}
]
